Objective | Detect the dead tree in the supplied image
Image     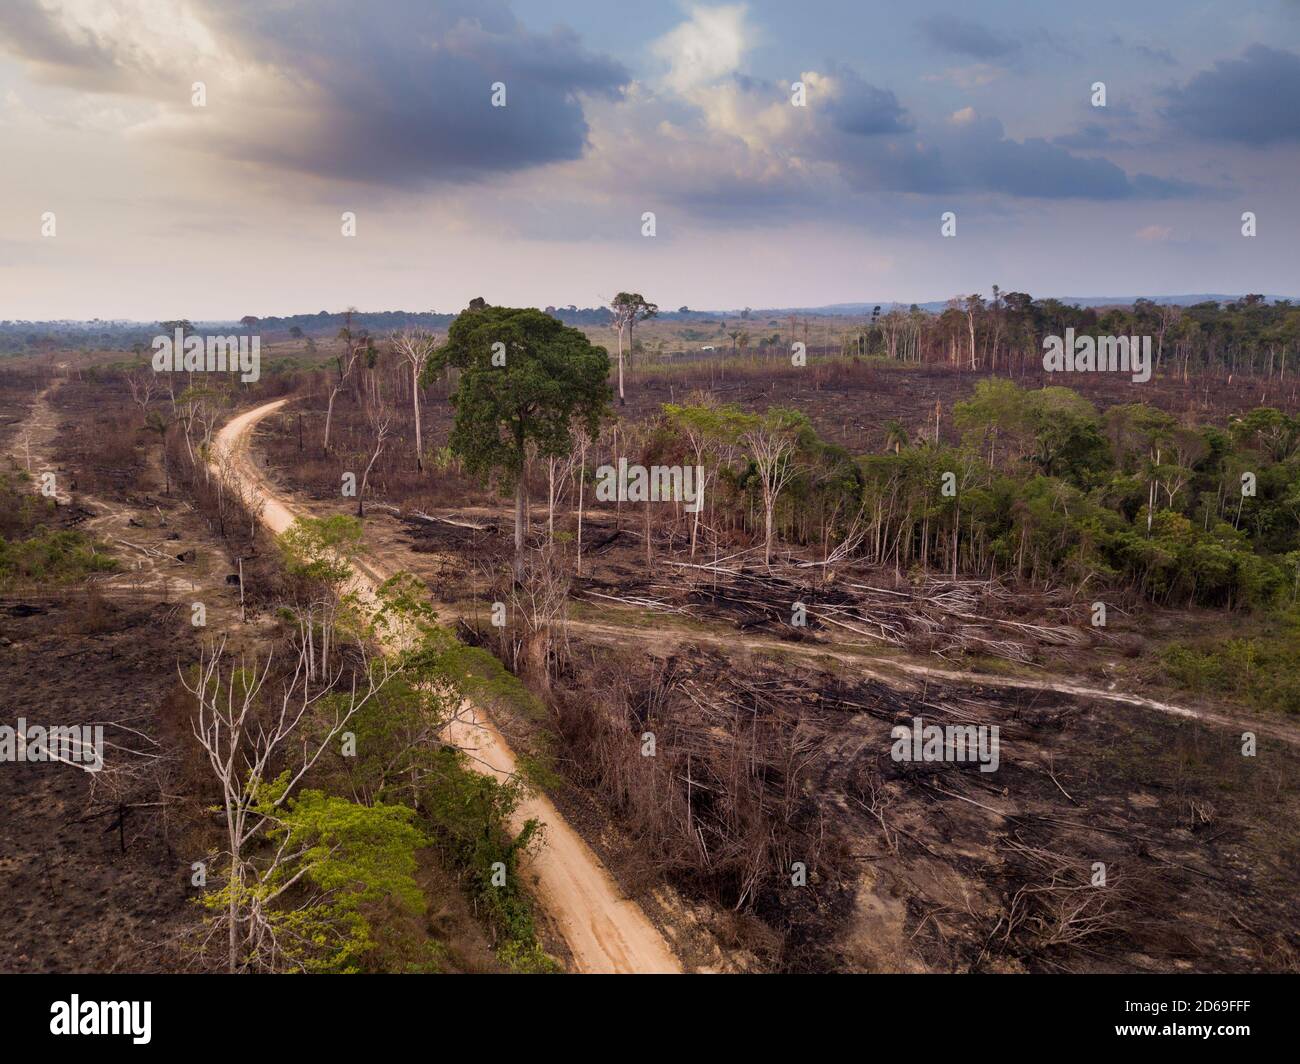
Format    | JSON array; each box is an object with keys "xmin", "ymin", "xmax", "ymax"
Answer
[
  {"xmin": 357, "ymin": 379, "xmax": 392, "ymax": 518},
  {"xmin": 546, "ymin": 446, "xmax": 580, "ymax": 548},
  {"xmin": 391, "ymin": 328, "xmax": 436, "ymax": 471},
  {"xmin": 125, "ymin": 370, "xmax": 158, "ymax": 417},
  {"xmin": 494, "ymin": 550, "xmax": 571, "ymax": 681},
  {"xmin": 574, "ymin": 428, "xmax": 589, "ymax": 574},
  {"xmin": 324, "ymin": 309, "xmax": 369, "ymax": 455}
]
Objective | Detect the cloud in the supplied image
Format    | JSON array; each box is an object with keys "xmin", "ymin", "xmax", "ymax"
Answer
[
  {"xmin": 820, "ymin": 66, "xmax": 912, "ymax": 136},
  {"xmin": 0, "ymin": 0, "xmax": 629, "ymax": 187},
  {"xmin": 1136, "ymin": 225, "xmax": 1174, "ymax": 242},
  {"xmin": 0, "ymin": 0, "xmax": 220, "ymax": 94},
  {"xmin": 652, "ymin": 3, "xmax": 751, "ymax": 92},
  {"xmin": 571, "ymin": 80, "xmax": 828, "ymax": 225},
  {"xmin": 0, "ymin": 1, "xmax": 1208, "ymax": 223},
  {"xmin": 932, "ymin": 114, "xmax": 1193, "ymax": 199},
  {"xmin": 1162, "ymin": 45, "xmax": 1300, "ymax": 145},
  {"xmin": 1052, "ymin": 123, "xmax": 1134, "ymax": 151},
  {"xmin": 1107, "ymin": 33, "xmax": 1176, "ymax": 67},
  {"xmin": 917, "ymin": 14, "xmax": 1019, "ymax": 60},
  {"xmin": 1134, "ymin": 43, "xmax": 1177, "ymax": 66},
  {"xmin": 821, "ymin": 109, "xmax": 1197, "ymax": 201},
  {"xmin": 625, "ymin": 71, "xmax": 1197, "ymax": 207},
  {"xmin": 923, "ymin": 63, "xmax": 1005, "ymax": 89}
]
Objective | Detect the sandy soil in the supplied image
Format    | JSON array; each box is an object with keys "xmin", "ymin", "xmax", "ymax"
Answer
[{"xmin": 212, "ymin": 399, "xmax": 682, "ymax": 974}]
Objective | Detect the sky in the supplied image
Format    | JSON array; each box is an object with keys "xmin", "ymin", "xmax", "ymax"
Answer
[{"xmin": 0, "ymin": 0, "xmax": 1297, "ymax": 320}]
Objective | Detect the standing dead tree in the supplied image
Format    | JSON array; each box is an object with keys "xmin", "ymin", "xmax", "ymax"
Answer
[
  {"xmin": 664, "ymin": 394, "xmax": 749, "ymax": 558},
  {"xmin": 546, "ymin": 446, "xmax": 581, "ymax": 548},
  {"xmin": 324, "ymin": 308, "xmax": 372, "ymax": 456},
  {"xmin": 187, "ymin": 383, "xmax": 232, "ymax": 486},
  {"xmin": 214, "ymin": 450, "xmax": 267, "ymax": 548},
  {"xmin": 492, "ymin": 550, "xmax": 572, "ymax": 682},
  {"xmin": 391, "ymin": 327, "xmax": 437, "ymax": 471},
  {"xmin": 574, "ymin": 427, "xmax": 590, "ymax": 574},
  {"xmin": 126, "ymin": 370, "xmax": 158, "ymax": 417},
  {"xmin": 357, "ymin": 379, "xmax": 392, "ymax": 518}
]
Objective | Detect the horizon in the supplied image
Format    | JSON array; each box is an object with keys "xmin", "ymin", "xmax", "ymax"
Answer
[{"xmin": 6, "ymin": 290, "xmax": 1300, "ymax": 329}]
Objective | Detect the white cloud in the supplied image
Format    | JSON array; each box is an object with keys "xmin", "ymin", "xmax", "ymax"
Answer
[{"xmin": 652, "ymin": 3, "xmax": 750, "ymax": 92}]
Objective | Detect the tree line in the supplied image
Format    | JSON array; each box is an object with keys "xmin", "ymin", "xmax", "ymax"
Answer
[{"xmin": 850, "ymin": 292, "xmax": 1300, "ymax": 383}]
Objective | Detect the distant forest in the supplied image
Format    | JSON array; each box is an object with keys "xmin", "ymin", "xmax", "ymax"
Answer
[
  {"xmin": 3, "ymin": 296, "xmax": 1298, "ymax": 381},
  {"xmin": 0, "ymin": 305, "xmax": 632, "ymax": 354}
]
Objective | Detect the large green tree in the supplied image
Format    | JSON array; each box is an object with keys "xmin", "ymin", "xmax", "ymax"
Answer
[{"xmin": 424, "ymin": 303, "xmax": 610, "ymax": 575}]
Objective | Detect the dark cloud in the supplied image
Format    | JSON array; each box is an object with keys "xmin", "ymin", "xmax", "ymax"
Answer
[
  {"xmin": 828, "ymin": 113, "xmax": 1196, "ymax": 200},
  {"xmin": 0, "ymin": 0, "xmax": 630, "ymax": 186},
  {"xmin": 195, "ymin": 0, "xmax": 629, "ymax": 186},
  {"xmin": 823, "ymin": 67, "xmax": 912, "ymax": 136},
  {"xmin": 1162, "ymin": 45, "xmax": 1300, "ymax": 145},
  {"xmin": 940, "ymin": 116, "xmax": 1192, "ymax": 199},
  {"xmin": 917, "ymin": 14, "xmax": 1019, "ymax": 60}
]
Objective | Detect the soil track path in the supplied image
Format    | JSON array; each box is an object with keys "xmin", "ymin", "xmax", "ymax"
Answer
[
  {"xmin": 374, "ymin": 495, "xmax": 1300, "ymax": 749},
  {"xmin": 8, "ymin": 384, "xmax": 231, "ymax": 602},
  {"xmin": 213, "ymin": 399, "xmax": 682, "ymax": 974},
  {"xmin": 561, "ymin": 617, "xmax": 1300, "ymax": 747}
]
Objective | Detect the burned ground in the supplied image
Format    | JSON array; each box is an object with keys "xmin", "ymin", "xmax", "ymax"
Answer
[
  {"xmin": 9, "ymin": 352, "xmax": 1294, "ymax": 976},
  {"xmin": 259, "ymin": 354, "xmax": 1300, "ymax": 508},
  {"xmin": 0, "ymin": 595, "xmax": 202, "ymax": 972},
  {"xmin": 290, "ymin": 493, "xmax": 1297, "ymax": 973},
  {"xmin": 536, "ymin": 641, "xmax": 1298, "ymax": 973}
]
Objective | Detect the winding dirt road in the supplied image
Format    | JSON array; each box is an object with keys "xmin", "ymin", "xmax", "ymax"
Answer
[{"xmin": 213, "ymin": 399, "xmax": 682, "ymax": 974}]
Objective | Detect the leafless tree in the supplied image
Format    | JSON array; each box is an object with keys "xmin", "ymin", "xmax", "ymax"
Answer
[
  {"xmin": 189, "ymin": 384, "xmax": 231, "ymax": 485},
  {"xmin": 573, "ymin": 427, "xmax": 589, "ymax": 574},
  {"xmin": 357, "ymin": 379, "xmax": 392, "ymax": 518},
  {"xmin": 493, "ymin": 550, "xmax": 571, "ymax": 680},
  {"xmin": 126, "ymin": 370, "xmax": 158, "ymax": 417},
  {"xmin": 391, "ymin": 328, "xmax": 437, "ymax": 470},
  {"xmin": 546, "ymin": 446, "xmax": 581, "ymax": 547},
  {"xmin": 324, "ymin": 309, "xmax": 368, "ymax": 455}
]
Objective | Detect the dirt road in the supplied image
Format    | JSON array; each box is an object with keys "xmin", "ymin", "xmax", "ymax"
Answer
[{"xmin": 213, "ymin": 399, "xmax": 682, "ymax": 974}]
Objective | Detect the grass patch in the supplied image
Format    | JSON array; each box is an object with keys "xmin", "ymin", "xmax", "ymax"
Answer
[
  {"xmin": 1160, "ymin": 610, "xmax": 1300, "ymax": 716},
  {"xmin": 0, "ymin": 528, "xmax": 118, "ymax": 589}
]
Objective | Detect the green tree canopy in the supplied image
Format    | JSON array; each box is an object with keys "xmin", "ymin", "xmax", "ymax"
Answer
[{"xmin": 423, "ymin": 303, "xmax": 611, "ymax": 570}]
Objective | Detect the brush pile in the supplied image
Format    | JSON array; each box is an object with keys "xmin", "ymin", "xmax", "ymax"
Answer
[{"xmin": 573, "ymin": 553, "xmax": 1095, "ymax": 664}]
